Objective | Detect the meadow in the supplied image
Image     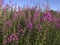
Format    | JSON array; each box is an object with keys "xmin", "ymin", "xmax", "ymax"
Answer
[{"xmin": 0, "ymin": 0, "xmax": 60, "ymax": 45}]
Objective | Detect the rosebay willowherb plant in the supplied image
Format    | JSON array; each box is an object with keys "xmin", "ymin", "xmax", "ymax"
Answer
[{"xmin": 0, "ymin": 0, "xmax": 60, "ymax": 45}]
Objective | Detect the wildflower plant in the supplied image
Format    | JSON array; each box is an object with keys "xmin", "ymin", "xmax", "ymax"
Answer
[{"xmin": 0, "ymin": 0, "xmax": 60, "ymax": 45}]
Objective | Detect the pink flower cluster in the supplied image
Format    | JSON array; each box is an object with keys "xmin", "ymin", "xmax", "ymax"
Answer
[
  {"xmin": 42, "ymin": 11, "xmax": 53, "ymax": 22},
  {"xmin": 3, "ymin": 33, "xmax": 18, "ymax": 43}
]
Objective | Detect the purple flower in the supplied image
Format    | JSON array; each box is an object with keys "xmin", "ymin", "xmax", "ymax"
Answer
[
  {"xmin": 36, "ymin": 24, "xmax": 42, "ymax": 31},
  {"xmin": 4, "ymin": 34, "xmax": 18, "ymax": 43},
  {"xmin": 18, "ymin": 29, "xmax": 24, "ymax": 34},
  {"xmin": 5, "ymin": 20, "xmax": 12, "ymax": 28},
  {"xmin": 42, "ymin": 12, "xmax": 53, "ymax": 22},
  {"xmin": 10, "ymin": 34, "xmax": 18, "ymax": 41},
  {"xmin": 7, "ymin": 37, "xmax": 13, "ymax": 42},
  {"xmin": 34, "ymin": 12, "xmax": 38, "ymax": 17},
  {"xmin": 53, "ymin": 17, "xmax": 60, "ymax": 28},
  {"xmin": 26, "ymin": 22, "xmax": 32, "ymax": 29},
  {"xmin": 55, "ymin": 24, "xmax": 60, "ymax": 28},
  {"xmin": 13, "ymin": 13, "xmax": 18, "ymax": 20}
]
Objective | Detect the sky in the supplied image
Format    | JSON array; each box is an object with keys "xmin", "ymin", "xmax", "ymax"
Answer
[{"xmin": 3, "ymin": 0, "xmax": 60, "ymax": 11}]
